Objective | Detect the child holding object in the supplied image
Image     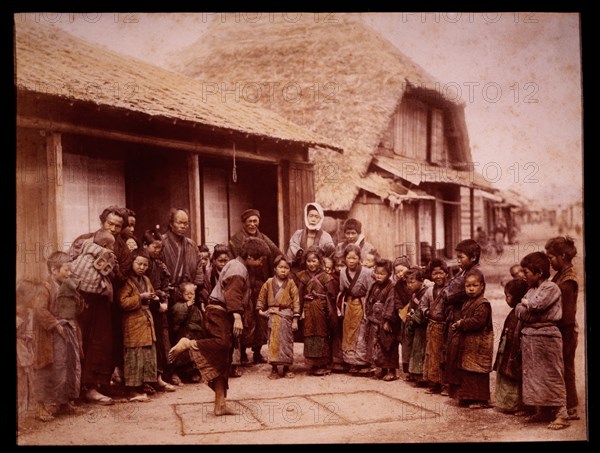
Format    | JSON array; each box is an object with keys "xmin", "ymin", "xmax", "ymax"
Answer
[
  {"xmin": 119, "ymin": 249, "xmax": 159, "ymax": 402},
  {"xmin": 446, "ymin": 268, "xmax": 493, "ymax": 409}
]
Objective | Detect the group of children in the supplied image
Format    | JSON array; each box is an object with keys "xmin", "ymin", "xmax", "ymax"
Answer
[
  {"xmin": 16, "ymin": 209, "xmax": 580, "ymax": 433},
  {"xmin": 253, "ymin": 226, "xmax": 580, "ymax": 432}
]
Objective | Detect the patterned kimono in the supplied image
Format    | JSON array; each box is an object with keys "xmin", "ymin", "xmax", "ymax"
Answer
[
  {"xmin": 257, "ymin": 277, "xmax": 301, "ymax": 365},
  {"xmin": 296, "ymin": 270, "xmax": 338, "ymax": 367},
  {"xmin": 119, "ymin": 275, "xmax": 157, "ymax": 387},
  {"xmin": 339, "ymin": 266, "xmax": 373, "ymax": 366}
]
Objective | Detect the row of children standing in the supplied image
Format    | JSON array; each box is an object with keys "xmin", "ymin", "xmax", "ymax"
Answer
[
  {"xmin": 264, "ymin": 209, "xmax": 580, "ymax": 432},
  {"xmin": 492, "ymin": 236, "xmax": 580, "ymax": 430}
]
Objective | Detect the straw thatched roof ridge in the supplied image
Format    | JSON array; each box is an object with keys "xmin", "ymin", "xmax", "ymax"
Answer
[
  {"xmin": 14, "ymin": 20, "xmax": 341, "ymax": 152},
  {"xmin": 170, "ymin": 13, "xmax": 473, "ymax": 210}
]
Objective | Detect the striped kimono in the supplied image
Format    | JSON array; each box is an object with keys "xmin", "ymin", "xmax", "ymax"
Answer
[
  {"xmin": 421, "ymin": 284, "xmax": 446, "ymax": 385},
  {"xmin": 257, "ymin": 277, "xmax": 301, "ymax": 365}
]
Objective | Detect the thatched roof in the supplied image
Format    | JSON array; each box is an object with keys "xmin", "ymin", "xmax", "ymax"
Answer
[
  {"xmin": 14, "ymin": 20, "xmax": 341, "ymax": 152},
  {"xmin": 170, "ymin": 13, "xmax": 473, "ymax": 210}
]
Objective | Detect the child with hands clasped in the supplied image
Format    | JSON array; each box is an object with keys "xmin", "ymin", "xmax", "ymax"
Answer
[
  {"xmin": 446, "ymin": 269, "xmax": 493, "ymax": 409},
  {"xmin": 119, "ymin": 249, "xmax": 159, "ymax": 402},
  {"xmin": 257, "ymin": 256, "xmax": 301, "ymax": 379}
]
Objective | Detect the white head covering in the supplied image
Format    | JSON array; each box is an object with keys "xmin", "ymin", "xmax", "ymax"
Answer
[{"xmin": 304, "ymin": 202, "xmax": 324, "ymax": 231}]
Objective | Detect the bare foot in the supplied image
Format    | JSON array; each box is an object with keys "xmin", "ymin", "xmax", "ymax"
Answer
[
  {"xmin": 214, "ymin": 404, "xmax": 239, "ymax": 416},
  {"xmin": 168, "ymin": 337, "xmax": 192, "ymax": 363}
]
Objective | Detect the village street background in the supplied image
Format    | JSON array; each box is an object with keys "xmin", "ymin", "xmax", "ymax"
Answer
[{"xmin": 17, "ymin": 221, "xmax": 587, "ymax": 445}]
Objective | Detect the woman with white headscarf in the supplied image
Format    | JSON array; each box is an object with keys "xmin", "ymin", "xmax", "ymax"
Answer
[{"xmin": 286, "ymin": 202, "xmax": 335, "ymax": 268}]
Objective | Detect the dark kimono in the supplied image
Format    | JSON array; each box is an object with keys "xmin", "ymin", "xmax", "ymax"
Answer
[
  {"xmin": 189, "ymin": 258, "xmax": 249, "ymax": 392},
  {"xmin": 365, "ymin": 279, "xmax": 399, "ymax": 369},
  {"xmin": 446, "ymin": 294, "xmax": 493, "ymax": 403},
  {"xmin": 228, "ymin": 228, "xmax": 282, "ymax": 352},
  {"xmin": 553, "ymin": 265, "xmax": 579, "ymax": 411},
  {"xmin": 407, "ymin": 286, "xmax": 428, "ymax": 377},
  {"xmin": 297, "ymin": 270, "xmax": 338, "ymax": 367},
  {"xmin": 146, "ymin": 257, "xmax": 172, "ymax": 377},
  {"xmin": 493, "ymin": 307, "xmax": 522, "ymax": 412},
  {"xmin": 394, "ymin": 278, "xmax": 412, "ymax": 371}
]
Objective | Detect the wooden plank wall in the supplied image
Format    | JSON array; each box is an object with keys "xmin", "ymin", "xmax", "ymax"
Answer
[
  {"xmin": 282, "ymin": 161, "xmax": 315, "ymax": 250},
  {"xmin": 16, "ymin": 128, "xmax": 51, "ymax": 281},
  {"xmin": 348, "ymin": 197, "xmax": 419, "ymax": 265}
]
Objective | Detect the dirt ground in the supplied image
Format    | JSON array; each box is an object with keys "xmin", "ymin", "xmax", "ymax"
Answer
[{"xmin": 16, "ymin": 222, "xmax": 588, "ymax": 445}]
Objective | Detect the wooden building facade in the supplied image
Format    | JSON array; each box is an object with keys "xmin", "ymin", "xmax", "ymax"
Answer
[{"xmin": 15, "ymin": 21, "xmax": 340, "ymax": 281}]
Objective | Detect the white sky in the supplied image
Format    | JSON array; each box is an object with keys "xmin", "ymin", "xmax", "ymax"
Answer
[{"xmin": 19, "ymin": 12, "xmax": 583, "ymax": 207}]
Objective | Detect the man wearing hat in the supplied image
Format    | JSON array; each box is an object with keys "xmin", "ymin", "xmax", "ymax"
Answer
[{"xmin": 229, "ymin": 209, "xmax": 283, "ymax": 366}]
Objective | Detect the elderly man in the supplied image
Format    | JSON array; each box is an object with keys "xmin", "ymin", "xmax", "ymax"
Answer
[
  {"xmin": 69, "ymin": 205, "xmax": 131, "ymax": 405},
  {"xmin": 160, "ymin": 208, "xmax": 206, "ymax": 384},
  {"xmin": 228, "ymin": 209, "xmax": 282, "ymax": 365}
]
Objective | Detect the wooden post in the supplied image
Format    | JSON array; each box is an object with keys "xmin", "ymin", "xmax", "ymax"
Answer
[
  {"xmin": 187, "ymin": 154, "xmax": 202, "ymax": 245},
  {"xmin": 469, "ymin": 187, "xmax": 475, "ymax": 239},
  {"xmin": 46, "ymin": 132, "xmax": 64, "ymax": 252},
  {"xmin": 431, "ymin": 199, "xmax": 437, "ymax": 259},
  {"xmin": 277, "ymin": 163, "xmax": 285, "ymax": 252}
]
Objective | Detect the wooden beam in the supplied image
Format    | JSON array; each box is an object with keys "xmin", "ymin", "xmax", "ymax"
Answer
[
  {"xmin": 187, "ymin": 154, "xmax": 202, "ymax": 246},
  {"xmin": 18, "ymin": 116, "xmax": 279, "ymax": 164},
  {"xmin": 46, "ymin": 132, "xmax": 64, "ymax": 251},
  {"xmin": 277, "ymin": 163, "xmax": 285, "ymax": 252}
]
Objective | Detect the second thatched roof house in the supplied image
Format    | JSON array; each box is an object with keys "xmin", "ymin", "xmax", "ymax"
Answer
[{"xmin": 170, "ymin": 13, "xmax": 494, "ymax": 264}]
